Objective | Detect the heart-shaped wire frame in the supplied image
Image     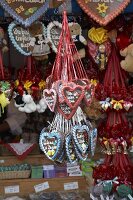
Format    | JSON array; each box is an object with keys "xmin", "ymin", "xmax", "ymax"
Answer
[
  {"xmin": 0, "ymin": 0, "xmax": 49, "ymax": 27},
  {"xmin": 65, "ymin": 133, "xmax": 78, "ymax": 164},
  {"xmin": 39, "ymin": 130, "xmax": 63, "ymax": 161},
  {"xmin": 8, "ymin": 21, "xmax": 46, "ymax": 56},
  {"xmin": 72, "ymin": 125, "xmax": 90, "ymax": 154}
]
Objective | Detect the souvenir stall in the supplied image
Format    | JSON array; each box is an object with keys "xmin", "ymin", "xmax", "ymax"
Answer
[{"xmin": 0, "ymin": 0, "xmax": 132, "ymax": 199}]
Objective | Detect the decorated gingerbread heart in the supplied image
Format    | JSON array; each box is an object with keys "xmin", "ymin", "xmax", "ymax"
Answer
[
  {"xmin": 0, "ymin": 1, "xmax": 64, "ymax": 27},
  {"xmin": 0, "ymin": 0, "xmax": 49, "ymax": 27},
  {"xmin": 57, "ymin": 102, "xmax": 76, "ymax": 120},
  {"xmin": 65, "ymin": 133, "xmax": 78, "ymax": 164},
  {"xmin": 62, "ymin": 85, "xmax": 84, "ymax": 109},
  {"xmin": 8, "ymin": 22, "xmax": 31, "ymax": 56},
  {"xmin": 74, "ymin": 143, "xmax": 88, "ymax": 161},
  {"xmin": 76, "ymin": 0, "xmax": 130, "ymax": 26},
  {"xmin": 72, "ymin": 125, "xmax": 90, "ymax": 154},
  {"xmin": 43, "ymin": 89, "xmax": 57, "ymax": 112},
  {"xmin": 39, "ymin": 130, "xmax": 63, "ymax": 161}
]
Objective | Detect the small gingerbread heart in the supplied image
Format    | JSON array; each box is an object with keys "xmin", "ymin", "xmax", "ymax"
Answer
[{"xmin": 43, "ymin": 89, "xmax": 57, "ymax": 112}]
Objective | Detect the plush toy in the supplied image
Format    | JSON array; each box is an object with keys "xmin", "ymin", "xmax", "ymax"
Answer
[
  {"xmin": 69, "ymin": 23, "xmax": 87, "ymax": 60},
  {"xmin": 29, "ymin": 22, "xmax": 51, "ymax": 61},
  {"xmin": 14, "ymin": 92, "xmax": 25, "ymax": 108},
  {"xmin": 18, "ymin": 94, "xmax": 37, "ymax": 113},
  {"xmin": 120, "ymin": 43, "xmax": 133, "ymax": 72},
  {"xmin": 36, "ymin": 98, "xmax": 47, "ymax": 113},
  {"xmin": 0, "ymin": 27, "xmax": 8, "ymax": 53}
]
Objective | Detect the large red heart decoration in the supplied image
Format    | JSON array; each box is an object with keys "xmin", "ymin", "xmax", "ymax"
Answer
[
  {"xmin": 76, "ymin": 0, "xmax": 130, "ymax": 26},
  {"xmin": 43, "ymin": 89, "xmax": 57, "ymax": 112},
  {"xmin": 62, "ymin": 86, "xmax": 84, "ymax": 109},
  {"xmin": 57, "ymin": 102, "xmax": 77, "ymax": 120},
  {"xmin": 0, "ymin": 0, "xmax": 64, "ymax": 27}
]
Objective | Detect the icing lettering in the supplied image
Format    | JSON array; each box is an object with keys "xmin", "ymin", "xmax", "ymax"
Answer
[{"xmin": 6, "ymin": 0, "xmax": 45, "ymax": 3}]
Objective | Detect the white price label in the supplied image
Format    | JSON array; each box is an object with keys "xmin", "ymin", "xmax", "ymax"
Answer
[
  {"xmin": 69, "ymin": 171, "xmax": 82, "ymax": 176},
  {"xmin": 64, "ymin": 182, "xmax": 79, "ymax": 190},
  {"xmin": 4, "ymin": 185, "xmax": 19, "ymax": 194},
  {"xmin": 34, "ymin": 182, "xmax": 49, "ymax": 193},
  {"xmin": 67, "ymin": 165, "xmax": 80, "ymax": 173}
]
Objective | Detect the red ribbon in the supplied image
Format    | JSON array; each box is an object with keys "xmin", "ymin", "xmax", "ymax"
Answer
[{"xmin": 0, "ymin": 50, "xmax": 4, "ymax": 80}]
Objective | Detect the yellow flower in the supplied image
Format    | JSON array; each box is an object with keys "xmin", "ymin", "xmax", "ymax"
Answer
[
  {"xmin": 24, "ymin": 81, "xmax": 33, "ymax": 91},
  {"xmin": 96, "ymin": 3, "xmax": 108, "ymax": 14},
  {"xmin": 39, "ymin": 80, "xmax": 46, "ymax": 90},
  {"xmin": 91, "ymin": 79, "xmax": 98, "ymax": 86},
  {"xmin": 111, "ymin": 100, "xmax": 124, "ymax": 110},
  {"xmin": 15, "ymin": 80, "xmax": 19, "ymax": 87}
]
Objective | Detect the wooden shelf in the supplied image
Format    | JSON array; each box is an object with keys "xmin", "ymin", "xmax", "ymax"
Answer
[
  {"xmin": 0, "ymin": 177, "xmax": 87, "ymax": 196},
  {"xmin": 0, "ymin": 154, "xmax": 53, "ymax": 166}
]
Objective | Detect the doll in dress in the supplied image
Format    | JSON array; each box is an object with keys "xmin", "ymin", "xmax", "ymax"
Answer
[{"xmin": 29, "ymin": 22, "xmax": 51, "ymax": 61}]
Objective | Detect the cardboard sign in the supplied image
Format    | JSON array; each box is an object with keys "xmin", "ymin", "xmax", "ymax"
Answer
[{"xmin": 76, "ymin": 0, "xmax": 130, "ymax": 26}]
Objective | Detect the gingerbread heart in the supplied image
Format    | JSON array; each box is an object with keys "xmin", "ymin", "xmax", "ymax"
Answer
[
  {"xmin": 65, "ymin": 133, "xmax": 78, "ymax": 164},
  {"xmin": 76, "ymin": 0, "xmax": 130, "ymax": 26},
  {"xmin": 39, "ymin": 130, "xmax": 63, "ymax": 161},
  {"xmin": 8, "ymin": 22, "xmax": 31, "ymax": 56},
  {"xmin": 0, "ymin": 0, "xmax": 50, "ymax": 27},
  {"xmin": 90, "ymin": 128, "xmax": 97, "ymax": 156},
  {"xmin": 74, "ymin": 143, "xmax": 88, "ymax": 161},
  {"xmin": 57, "ymin": 102, "xmax": 76, "ymax": 120},
  {"xmin": 62, "ymin": 85, "xmax": 84, "ymax": 109},
  {"xmin": 43, "ymin": 89, "xmax": 57, "ymax": 112},
  {"xmin": 0, "ymin": 1, "xmax": 64, "ymax": 27},
  {"xmin": 54, "ymin": 80, "xmax": 77, "ymax": 103},
  {"xmin": 74, "ymin": 79, "xmax": 90, "ymax": 87},
  {"xmin": 84, "ymin": 84, "xmax": 95, "ymax": 106},
  {"xmin": 47, "ymin": 21, "xmax": 82, "ymax": 53},
  {"xmin": 47, "ymin": 21, "xmax": 62, "ymax": 53},
  {"xmin": 72, "ymin": 125, "xmax": 90, "ymax": 154}
]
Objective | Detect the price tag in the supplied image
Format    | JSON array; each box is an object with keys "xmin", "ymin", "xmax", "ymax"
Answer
[
  {"xmin": 64, "ymin": 182, "xmax": 79, "ymax": 190},
  {"xmin": 67, "ymin": 165, "xmax": 80, "ymax": 173},
  {"xmin": 69, "ymin": 171, "xmax": 82, "ymax": 176},
  {"xmin": 4, "ymin": 185, "xmax": 19, "ymax": 194},
  {"xmin": 34, "ymin": 182, "xmax": 49, "ymax": 193}
]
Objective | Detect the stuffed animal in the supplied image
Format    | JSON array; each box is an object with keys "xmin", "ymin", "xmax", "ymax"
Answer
[
  {"xmin": 36, "ymin": 98, "xmax": 47, "ymax": 113},
  {"xmin": 69, "ymin": 23, "xmax": 87, "ymax": 60},
  {"xmin": 29, "ymin": 22, "xmax": 51, "ymax": 61},
  {"xmin": 18, "ymin": 94, "xmax": 37, "ymax": 113},
  {"xmin": 0, "ymin": 27, "xmax": 8, "ymax": 53},
  {"xmin": 120, "ymin": 43, "xmax": 133, "ymax": 72},
  {"xmin": 14, "ymin": 92, "xmax": 25, "ymax": 108}
]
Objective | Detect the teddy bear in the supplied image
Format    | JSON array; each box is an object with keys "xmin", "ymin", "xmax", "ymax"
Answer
[
  {"xmin": 120, "ymin": 43, "xmax": 133, "ymax": 72},
  {"xmin": 29, "ymin": 22, "xmax": 51, "ymax": 61},
  {"xmin": 36, "ymin": 97, "xmax": 47, "ymax": 113},
  {"xmin": 18, "ymin": 94, "xmax": 37, "ymax": 113},
  {"xmin": 0, "ymin": 27, "xmax": 8, "ymax": 53},
  {"xmin": 69, "ymin": 23, "xmax": 87, "ymax": 60}
]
